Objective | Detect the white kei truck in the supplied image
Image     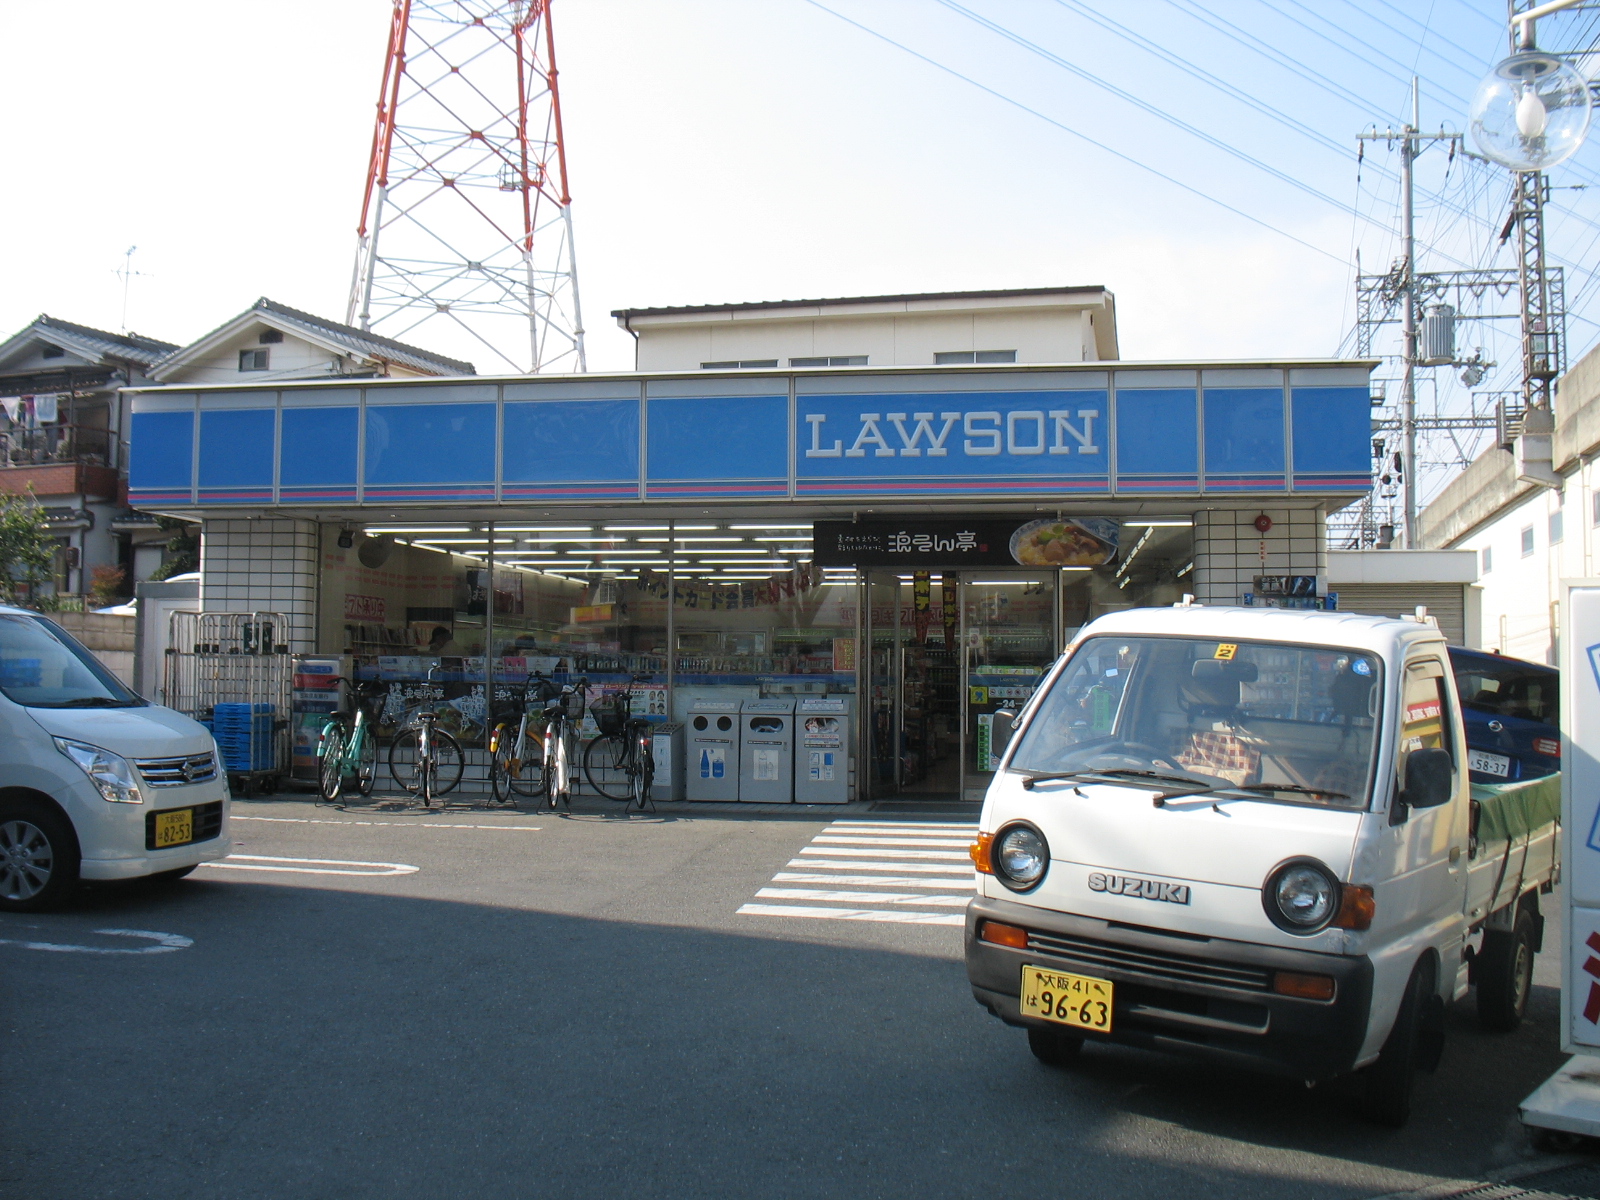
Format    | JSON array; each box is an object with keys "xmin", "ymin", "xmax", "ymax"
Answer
[{"xmin": 965, "ymin": 605, "xmax": 1560, "ymax": 1127}]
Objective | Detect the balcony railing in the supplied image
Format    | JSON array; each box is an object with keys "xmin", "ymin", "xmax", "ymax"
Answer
[{"xmin": 0, "ymin": 425, "xmax": 117, "ymax": 471}]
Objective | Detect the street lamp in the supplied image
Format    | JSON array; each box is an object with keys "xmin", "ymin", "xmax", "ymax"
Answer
[{"xmin": 1470, "ymin": 49, "xmax": 1591, "ymax": 170}]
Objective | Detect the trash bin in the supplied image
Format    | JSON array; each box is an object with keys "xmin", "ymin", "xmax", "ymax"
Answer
[
  {"xmin": 686, "ymin": 700, "xmax": 740, "ymax": 801},
  {"xmin": 739, "ymin": 698, "xmax": 796, "ymax": 803},
  {"xmin": 651, "ymin": 722, "xmax": 685, "ymax": 802},
  {"xmin": 795, "ymin": 696, "xmax": 851, "ymax": 804}
]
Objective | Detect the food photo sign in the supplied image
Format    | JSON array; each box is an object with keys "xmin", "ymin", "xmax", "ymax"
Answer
[{"xmin": 813, "ymin": 517, "xmax": 1120, "ymax": 569}]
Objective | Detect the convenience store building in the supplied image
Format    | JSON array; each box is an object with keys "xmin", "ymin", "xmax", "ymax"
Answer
[{"xmin": 125, "ymin": 289, "xmax": 1375, "ymax": 801}]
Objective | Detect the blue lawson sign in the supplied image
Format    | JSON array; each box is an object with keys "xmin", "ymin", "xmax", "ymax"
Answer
[
  {"xmin": 797, "ymin": 392, "xmax": 1108, "ymax": 497},
  {"xmin": 126, "ymin": 367, "xmax": 1374, "ymax": 507}
]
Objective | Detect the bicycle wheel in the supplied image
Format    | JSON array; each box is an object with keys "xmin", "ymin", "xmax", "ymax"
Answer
[
  {"xmin": 583, "ymin": 732, "xmax": 633, "ymax": 801},
  {"xmin": 493, "ymin": 723, "xmax": 545, "ymax": 802},
  {"xmin": 428, "ymin": 729, "xmax": 464, "ymax": 796},
  {"xmin": 318, "ymin": 724, "xmax": 347, "ymax": 804},
  {"xmin": 387, "ymin": 728, "xmax": 426, "ymax": 796},
  {"xmin": 634, "ymin": 738, "xmax": 655, "ymax": 812},
  {"xmin": 354, "ymin": 728, "xmax": 378, "ymax": 797}
]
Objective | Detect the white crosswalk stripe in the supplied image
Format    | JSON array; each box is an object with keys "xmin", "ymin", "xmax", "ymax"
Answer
[{"xmin": 737, "ymin": 819, "xmax": 981, "ymax": 926}]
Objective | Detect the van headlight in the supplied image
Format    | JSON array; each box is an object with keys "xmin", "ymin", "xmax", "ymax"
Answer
[
  {"xmin": 54, "ymin": 737, "xmax": 143, "ymax": 804},
  {"xmin": 1263, "ymin": 859, "xmax": 1338, "ymax": 934},
  {"xmin": 993, "ymin": 823, "xmax": 1049, "ymax": 891}
]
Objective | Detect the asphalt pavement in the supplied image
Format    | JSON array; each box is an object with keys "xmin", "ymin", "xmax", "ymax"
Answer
[{"xmin": 0, "ymin": 796, "xmax": 1582, "ymax": 1200}]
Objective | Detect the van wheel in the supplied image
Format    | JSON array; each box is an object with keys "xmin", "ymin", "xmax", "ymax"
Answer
[
  {"xmin": 0, "ymin": 800, "xmax": 80, "ymax": 913},
  {"xmin": 1361, "ymin": 964, "xmax": 1429, "ymax": 1128},
  {"xmin": 1478, "ymin": 906, "xmax": 1537, "ymax": 1033},
  {"xmin": 1027, "ymin": 1026, "xmax": 1084, "ymax": 1068}
]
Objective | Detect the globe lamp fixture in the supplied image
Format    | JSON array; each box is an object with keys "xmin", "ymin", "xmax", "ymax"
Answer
[{"xmin": 1470, "ymin": 50, "xmax": 1592, "ymax": 171}]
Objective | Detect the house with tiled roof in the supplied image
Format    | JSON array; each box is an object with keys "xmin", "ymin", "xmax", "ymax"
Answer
[{"xmin": 148, "ymin": 297, "xmax": 475, "ymax": 384}]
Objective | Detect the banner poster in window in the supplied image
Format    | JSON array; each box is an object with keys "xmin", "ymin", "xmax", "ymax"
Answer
[
  {"xmin": 942, "ymin": 575, "xmax": 958, "ymax": 645},
  {"xmin": 814, "ymin": 517, "xmax": 1119, "ymax": 568},
  {"xmin": 913, "ymin": 571, "xmax": 932, "ymax": 643}
]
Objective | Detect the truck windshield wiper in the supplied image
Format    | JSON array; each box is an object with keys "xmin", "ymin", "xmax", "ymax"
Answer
[
  {"xmin": 1021, "ymin": 768, "xmax": 1214, "ymax": 797},
  {"xmin": 1228, "ymin": 783, "xmax": 1351, "ymax": 800},
  {"xmin": 50, "ymin": 696, "xmax": 139, "ymax": 708}
]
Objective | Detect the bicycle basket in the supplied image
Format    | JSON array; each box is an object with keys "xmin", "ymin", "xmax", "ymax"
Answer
[
  {"xmin": 593, "ymin": 693, "xmax": 629, "ymax": 736},
  {"xmin": 561, "ymin": 687, "xmax": 587, "ymax": 723}
]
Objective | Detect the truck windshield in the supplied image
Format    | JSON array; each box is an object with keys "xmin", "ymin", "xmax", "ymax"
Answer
[
  {"xmin": 1009, "ymin": 635, "xmax": 1382, "ymax": 810},
  {"xmin": 0, "ymin": 613, "xmax": 145, "ymax": 709}
]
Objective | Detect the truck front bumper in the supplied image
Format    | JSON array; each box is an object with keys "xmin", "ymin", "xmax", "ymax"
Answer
[{"xmin": 967, "ymin": 895, "xmax": 1374, "ymax": 1082}]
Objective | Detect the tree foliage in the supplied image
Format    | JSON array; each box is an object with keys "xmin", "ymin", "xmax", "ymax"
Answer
[
  {"xmin": 149, "ymin": 515, "xmax": 199, "ymax": 582},
  {"xmin": 0, "ymin": 491, "xmax": 58, "ymax": 605}
]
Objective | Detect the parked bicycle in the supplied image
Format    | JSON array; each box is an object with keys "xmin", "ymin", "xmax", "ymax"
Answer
[
  {"xmin": 315, "ymin": 679, "xmax": 387, "ymax": 806},
  {"xmin": 488, "ymin": 680, "xmax": 551, "ymax": 806},
  {"xmin": 582, "ymin": 678, "xmax": 657, "ymax": 812},
  {"xmin": 538, "ymin": 675, "xmax": 588, "ymax": 811},
  {"xmin": 388, "ymin": 701, "xmax": 464, "ymax": 811}
]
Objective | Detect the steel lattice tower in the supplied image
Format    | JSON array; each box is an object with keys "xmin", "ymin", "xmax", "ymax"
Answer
[{"xmin": 347, "ymin": 0, "xmax": 586, "ymax": 374}]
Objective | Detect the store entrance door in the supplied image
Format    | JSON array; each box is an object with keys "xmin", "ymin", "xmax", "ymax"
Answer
[{"xmin": 864, "ymin": 570, "xmax": 1058, "ymax": 802}]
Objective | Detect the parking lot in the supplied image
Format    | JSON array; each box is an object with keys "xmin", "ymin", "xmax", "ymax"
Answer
[{"xmin": 0, "ymin": 798, "xmax": 1576, "ymax": 1200}]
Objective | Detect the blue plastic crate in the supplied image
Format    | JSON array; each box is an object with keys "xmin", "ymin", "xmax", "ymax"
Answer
[{"xmin": 211, "ymin": 704, "xmax": 275, "ymax": 771}]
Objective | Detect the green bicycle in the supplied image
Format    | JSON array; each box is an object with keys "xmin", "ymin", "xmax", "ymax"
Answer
[{"xmin": 316, "ymin": 679, "xmax": 385, "ymax": 806}]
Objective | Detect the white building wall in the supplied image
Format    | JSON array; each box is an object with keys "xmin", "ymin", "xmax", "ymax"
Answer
[
  {"xmin": 632, "ymin": 307, "xmax": 1101, "ymax": 371},
  {"xmin": 1451, "ymin": 472, "xmax": 1599, "ymax": 665},
  {"xmin": 199, "ymin": 517, "xmax": 319, "ymax": 652}
]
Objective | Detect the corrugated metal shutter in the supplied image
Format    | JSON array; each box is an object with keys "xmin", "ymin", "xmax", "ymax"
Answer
[{"xmin": 1332, "ymin": 584, "xmax": 1466, "ymax": 644}]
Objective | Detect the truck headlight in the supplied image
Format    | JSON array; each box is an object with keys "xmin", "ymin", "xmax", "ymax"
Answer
[
  {"xmin": 1264, "ymin": 859, "xmax": 1338, "ymax": 934},
  {"xmin": 54, "ymin": 737, "xmax": 143, "ymax": 804},
  {"xmin": 993, "ymin": 823, "xmax": 1049, "ymax": 891}
]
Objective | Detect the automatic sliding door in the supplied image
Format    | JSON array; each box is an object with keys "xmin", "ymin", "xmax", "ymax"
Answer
[{"xmin": 962, "ymin": 572, "xmax": 1058, "ymax": 801}]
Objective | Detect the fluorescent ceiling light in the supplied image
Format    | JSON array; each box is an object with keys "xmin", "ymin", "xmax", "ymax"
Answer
[
  {"xmin": 673, "ymin": 536, "xmax": 745, "ymax": 543},
  {"xmin": 728, "ymin": 524, "xmax": 812, "ymax": 530},
  {"xmin": 416, "ymin": 538, "xmax": 514, "ymax": 544},
  {"xmin": 364, "ymin": 525, "xmax": 471, "ymax": 533},
  {"xmin": 697, "ymin": 558, "xmax": 789, "ymax": 564},
  {"xmin": 497, "ymin": 526, "xmax": 595, "ymax": 532},
  {"xmin": 1122, "ymin": 519, "xmax": 1192, "ymax": 527},
  {"xmin": 603, "ymin": 525, "xmax": 671, "ymax": 531},
  {"xmin": 672, "ymin": 524, "xmax": 718, "ymax": 530},
  {"xmin": 752, "ymin": 536, "xmax": 813, "ymax": 543}
]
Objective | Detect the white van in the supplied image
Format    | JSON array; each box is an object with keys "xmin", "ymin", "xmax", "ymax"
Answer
[
  {"xmin": 0, "ymin": 605, "xmax": 230, "ymax": 910},
  {"xmin": 965, "ymin": 605, "xmax": 1558, "ymax": 1126}
]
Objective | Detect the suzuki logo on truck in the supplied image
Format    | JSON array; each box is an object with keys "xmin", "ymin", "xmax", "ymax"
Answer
[{"xmin": 1088, "ymin": 872, "xmax": 1190, "ymax": 905}]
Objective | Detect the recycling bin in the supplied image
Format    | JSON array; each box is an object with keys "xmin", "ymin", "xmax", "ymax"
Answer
[
  {"xmin": 739, "ymin": 698, "xmax": 796, "ymax": 803},
  {"xmin": 686, "ymin": 700, "xmax": 741, "ymax": 801},
  {"xmin": 795, "ymin": 695, "xmax": 851, "ymax": 804}
]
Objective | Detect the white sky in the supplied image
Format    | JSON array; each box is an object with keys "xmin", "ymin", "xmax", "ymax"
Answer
[{"xmin": 3, "ymin": 0, "xmax": 1598, "ymax": 513}]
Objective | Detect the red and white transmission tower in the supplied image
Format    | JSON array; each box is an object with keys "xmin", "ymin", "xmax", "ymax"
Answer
[{"xmin": 347, "ymin": 0, "xmax": 586, "ymax": 374}]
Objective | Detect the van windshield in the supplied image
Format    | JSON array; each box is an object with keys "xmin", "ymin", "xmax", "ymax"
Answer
[
  {"xmin": 1009, "ymin": 635, "xmax": 1382, "ymax": 810},
  {"xmin": 0, "ymin": 613, "xmax": 145, "ymax": 709}
]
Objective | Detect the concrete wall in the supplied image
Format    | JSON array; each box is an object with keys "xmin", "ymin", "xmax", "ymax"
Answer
[{"xmin": 53, "ymin": 610, "xmax": 135, "ymax": 687}]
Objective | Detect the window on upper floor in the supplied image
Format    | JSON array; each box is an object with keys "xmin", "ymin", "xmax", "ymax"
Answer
[
  {"xmin": 1482, "ymin": 546, "xmax": 1493, "ymax": 574},
  {"xmin": 934, "ymin": 350, "xmax": 1017, "ymax": 365},
  {"xmin": 790, "ymin": 356, "xmax": 868, "ymax": 367},
  {"xmin": 259, "ymin": 329, "xmax": 284, "ymax": 345},
  {"xmin": 1592, "ymin": 490, "xmax": 1600, "ymax": 527},
  {"xmin": 40, "ymin": 344, "xmax": 63, "ymax": 359},
  {"xmin": 239, "ymin": 349, "xmax": 270, "ymax": 372},
  {"xmin": 1551, "ymin": 510, "xmax": 1564, "ymax": 544},
  {"xmin": 700, "ymin": 359, "xmax": 778, "ymax": 369},
  {"xmin": 1521, "ymin": 525, "xmax": 1535, "ymax": 556}
]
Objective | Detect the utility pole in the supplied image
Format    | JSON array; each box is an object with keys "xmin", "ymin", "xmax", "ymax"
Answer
[{"xmin": 1357, "ymin": 79, "xmax": 1462, "ymax": 548}]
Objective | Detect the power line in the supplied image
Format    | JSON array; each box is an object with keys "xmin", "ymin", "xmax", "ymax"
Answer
[{"xmin": 799, "ymin": 0, "xmax": 1352, "ymax": 265}]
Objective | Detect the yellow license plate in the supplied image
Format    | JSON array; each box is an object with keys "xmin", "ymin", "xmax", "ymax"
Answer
[
  {"xmin": 153, "ymin": 809, "xmax": 194, "ymax": 849},
  {"xmin": 1020, "ymin": 965, "xmax": 1113, "ymax": 1033}
]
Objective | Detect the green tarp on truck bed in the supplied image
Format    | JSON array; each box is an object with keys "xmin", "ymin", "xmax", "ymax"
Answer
[{"xmin": 1471, "ymin": 773, "xmax": 1561, "ymax": 842}]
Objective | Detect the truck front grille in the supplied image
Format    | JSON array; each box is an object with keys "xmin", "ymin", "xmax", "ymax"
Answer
[
  {"xmin": 135, "ymin": 753, "xmax": 218, "ymax": 788},
  {"xmin": 1026, "ymin": 929, "xmax": 1272, "ymax": 992}
]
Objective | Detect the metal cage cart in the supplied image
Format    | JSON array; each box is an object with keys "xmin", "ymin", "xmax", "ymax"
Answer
[{"xmin": 163, "ymin": 611, "xmax": 292, "ymax": 796}]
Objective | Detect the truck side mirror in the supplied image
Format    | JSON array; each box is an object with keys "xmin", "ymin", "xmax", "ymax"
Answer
[
  {"xmin": 992, "ymin": 709, "xmax": 1018, "ymax": 764},
  {"xmin": 1400, "ymin": 748, "xmax": 1453, "ymax": 811}
]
